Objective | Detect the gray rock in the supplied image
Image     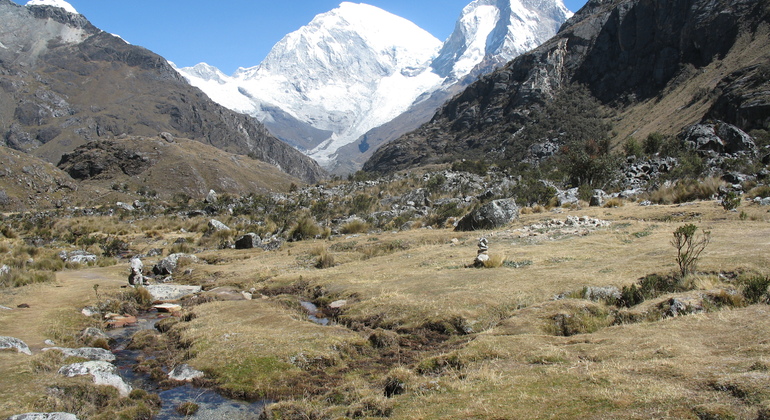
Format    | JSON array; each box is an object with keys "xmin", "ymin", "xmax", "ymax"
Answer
[
  {"xmin": 0, "ymin": 336, "xmax": 32, "ymax": 355},
  {"xmin": 205, "ymin": 189, "xmax": 218, "ymax": 204},
  {"xmin": 557, "ymin": 187, "xmax": 580, "ymax": 206},
  {"xmin": 207, "ymin": 219, "xmax": 231, "ymax": 233},
  {"xmin": 455, "ymin": 198, "xmax": 519, "ymax": 231},
  {"xmin": 152, "ymin": 253, "xmax": 198, "ymax": 276},
  {"xmin": 128, "ymin": 257, "xmax": 146, "ymax": 286},
  {"xmin": 235, "ymin": 233, "xmax": 262, "ymax": 249},
  {"xmin": 78, "ymin": 327, "xmax": 109, "ymax": 343},
  {"xmin": 7, "ymin": 413, "xmax": 79, "ymax": 420},
  {"xmin": 58, "ymin": 250, "xmax": 97, "ymax": 265},
  {"xmin": 59, "ymin": 361, "xmax": 131, "ymax": 396},
  {"xmin": 144, "ymin": 284, "xmax": 202, "ymax": 302},
  {"xmin": 0, "ymin": 264, "xmax": 10, "ymax": 276},
  {"xmin": 755, "ymin": 197, "xmax": 770, "ymax": 206},
  {"xmin": 43, "ymin": 347, "xmax": 115, "ymax": 362},
  {"xmin": 681, "ymin": 121, "xmax": 756, "ymax": 155},
  {"xmin": 159, "ymin": 132, "xmax": 175, "ymax": 143},
  {"xmin": 583, "ymin": 286, "xmax": 621, "ymax": 302},
  {"xmin": 115, "ymin": 202, "xmax": 134, "ymax": 211},
  {"xmin": 168, "ymin": 364, "xmax": 204, "ymax": 382}
]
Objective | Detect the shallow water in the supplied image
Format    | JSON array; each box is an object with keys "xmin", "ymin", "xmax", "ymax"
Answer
[
  {"xmin": 108, "ymin": 310, "xmax": 268, "ymax": 419},
  {"xmin": 300, "ymin": 300, "xmax": 330, "ymax": 325}
]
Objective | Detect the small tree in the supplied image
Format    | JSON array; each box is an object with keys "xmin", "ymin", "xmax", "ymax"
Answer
[{"xmin": 671, "ymin": 224, "xmax": 710, "ymax": 278}]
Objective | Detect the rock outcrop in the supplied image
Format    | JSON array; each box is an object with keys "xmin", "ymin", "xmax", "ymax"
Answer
[
  {"xmin": 455, "ymin": 199, "xmax": 519, "ymax": 231},
  {"xmin": 364, "ymin": 0, "xmax": 770, "ymax": 175}
]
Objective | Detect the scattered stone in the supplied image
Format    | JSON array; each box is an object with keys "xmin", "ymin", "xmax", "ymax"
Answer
[
  {"xmin": 235, "ymin": 233, "xmax": 262, "ymax": 249},
  {"xmin": 43, "ymin": 347, "xmax": 116, "ymax": 362},
  {"xmin": 207, "ymin": 219, "xmax": 231, "ymax": 233},
  {"xmin": 159, "ymin": 132, "xmax": 175, "ymax": 143},
  {"xmin": 44, "ymin": 339, "xmax": 56, "ymax": 346},
  {"xmin": 0, "ymin": 336, "xmax": 32, "ymax": 355},
  {"xmin": 583, "ymin": 286, "xmax": 621, "ymax": 302},
  {"xmin": 168, "ymin": 364, "xmax": 205, "ymax": 382},
  {"xmin": 79, "ymin": 327, "xmax": 110, "ymax": 343},
  {"xmin": 455, "ymin": 198, "xmax": 519, "ymax": 231},
  {"xmin": 58, "ymin": 250, "xmax": 97, "ymax": 265},
  {"xmin": 0, "ymin": 264, "xmax": 9, "ymax": 275},
  {"xmin": 152, "ymin": 253, "xmax": 198, "ymax": 276},
  {"xmin": 259, "ymin": 237, "xmax": 284, "ymax": 251},
  {"xmin": 115, "ymin": 202, "xmax": 134, "ymax": 211},
  {"xmin": 7, "ymin": 413, "xmax": 79, "ymax": 420},
  {"xmin": 105, "ymin": 314, "xmax": 138, "ymax": 329},
  {"xmin": 145, "ymin": 284, "xmax": 202, "ymax": 302},
  {"xmin": 58, "ymin": 361, "xmax": 131, "ymax": 397},
  {"xmin": 329, "ymin": 300, "xmax": 347, "ymax": 309},
  {"xmin": 205, "ymin": 189, "xmax": 218, "ymax": 204},
  {"xmin": 81, "ymin": 306, "xmax": 99, "ymax": 317},
  {"xmin": 128, "ymin": 257, "xmax": 146, "ymax": 286},
  {"xmin": 153, "ymin": 303, "xmax": 182, "ymax": 313},
  {"xmin": 755, "ymin": 197, "xmax": 770, "ymax": 206}
]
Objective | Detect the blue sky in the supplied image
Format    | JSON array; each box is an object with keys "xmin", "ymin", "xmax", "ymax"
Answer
[{"xmin": 15, "ymin": 0, "xmax": 588, "ymax": 74}]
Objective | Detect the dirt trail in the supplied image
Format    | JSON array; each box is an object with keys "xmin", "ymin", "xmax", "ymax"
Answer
[{"xmin": 0, "ymin": 265, "xmax": 127, "ymax": 350}]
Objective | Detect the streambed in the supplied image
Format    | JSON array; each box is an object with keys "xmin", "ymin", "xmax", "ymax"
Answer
[{"xmin": 108, "ymin": 310, "xmax": 268, "ymax": 419}]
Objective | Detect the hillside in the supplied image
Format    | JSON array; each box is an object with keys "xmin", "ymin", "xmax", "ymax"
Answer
[
  {"xmin": 364, "ymin": 0, "xmax": 770, "ymax": 176},
  {"xmin": 0, "ymin": 0, "xmax": 325, "ymax": 184}
]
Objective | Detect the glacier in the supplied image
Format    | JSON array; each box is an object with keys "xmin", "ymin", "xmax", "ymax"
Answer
[{"xmin": 178, "ymin": 0, "xmax": 573, "ymax": 171}]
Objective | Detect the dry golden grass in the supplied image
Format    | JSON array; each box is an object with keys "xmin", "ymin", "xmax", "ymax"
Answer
[{"xmin": 1, "ymin": 200, "xmax": 770, "ymax": 418}]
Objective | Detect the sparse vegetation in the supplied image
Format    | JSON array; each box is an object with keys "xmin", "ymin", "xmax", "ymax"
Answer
[{"xmin": 671, "ymin": 224, "xmax": 711, "ymax": 278}]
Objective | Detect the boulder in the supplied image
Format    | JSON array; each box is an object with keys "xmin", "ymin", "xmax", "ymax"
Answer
[
  {"xmin": 115, "ymin": 202, "xmax": 134, "ymax": 211},
  {"xmin": 144, "ymin": 284, "xmax": 202, "ymax": 302},
  {"xmin": 153, "ymin": 303, "xmax": 182, "ymax": 313},
  {"xmin": 0, "ymin": 336, "xmax": 32, "ymax": 355},
  {"xmin": 79, "ymin": 327, "xmax": 110, "ymax": 343},
  {"xmin": 128, "ymin": 257, "xmax": 146, "ymax": 286},
  {"xmin": 235, "ymin": 233, "xmax": 262, "ymax": 249},
  {"xmin": 207, "ymin": 219, "xmax": 231, "ymax": 233},
  {"xmin": 42, "ymin": 347, "xmax": 115, "ymax": 362},
  {"xmin": 58, "ymin": 361, "xmax": 131, "ymax": 397},
  {"xmin": 205, "ymin": 189, "xmax": 218, "ymax": 204},
  {"xmin": 58, "ymin": 250, "xmax": 97, "ymax": 265},
  {"xmin": 152, "ymin": 253, "xmax": 198, "ymax": 276},
  {"xmin": 681, "ymin": 121, "xmax": 756, "ymax": 155},
  {"xmin": 455, "ymin": 199, "xmax": 519, "ymax": 231},
  {"xmin": 7, "ymin": 413, "xmax": 79, "ymax": 420},
  {"xmin": 168, "ymin": 364, "xmax": 205, "ymax": 382}
]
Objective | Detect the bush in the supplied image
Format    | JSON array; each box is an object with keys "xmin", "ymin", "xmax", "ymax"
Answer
[
  {"xmin": 644, "ymin": 132, "xmax": 666, "ymax": 155},
  {"xmin": 721, "ymin": 191, "xmax": 741, "ymax": 211},
  {"xmin": 739, "ymin": 275, "xmax": 770, "ymax": 304},
  {"xmin": 289, "ymin": 217, "xmax": 321, "ymax": 242},
  {"xmin": 671, "ymin": 224, "xmax": 710, "ymax": 278},
  {"xmin": 623, "ymin": 137, "xmax": 643, "ymax": 157}
]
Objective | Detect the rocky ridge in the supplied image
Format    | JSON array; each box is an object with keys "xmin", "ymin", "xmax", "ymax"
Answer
[{"xmin": 0, "ymin": 0, "xmax": 325, "ymax": 184}]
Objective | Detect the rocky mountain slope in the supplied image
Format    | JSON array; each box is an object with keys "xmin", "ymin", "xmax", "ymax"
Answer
[
  {"xmin": 364, "ymin": 0, "xmax": 770, "ymax": 175},
  {"xmin": 0, "ymin": 0, "xmax": 325, "ymax": 184},
  {"xmin": 178, "ymin": 0, "xmax": 571, "ymax": 173}
]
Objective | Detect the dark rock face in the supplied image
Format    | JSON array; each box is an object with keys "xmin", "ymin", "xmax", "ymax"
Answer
[
  {"xmin": 0, "ymin": 1, "xmax": 325, "ymax": 184},
  {"xmin": 455, "ymin": 199, "xmax": 519, "ymax": 232},
  {"xmin": 364, "ymin": 0, "xmax": 769, "ymax": 175},
  {"xmin": 58, "ymin": 140, "xmax": 151, "ymax": 180},
  {"xmin": 235, "ymin": 233, "xmax": 262, "ymax": 250}
]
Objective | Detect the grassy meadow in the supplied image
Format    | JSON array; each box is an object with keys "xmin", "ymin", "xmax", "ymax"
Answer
[{"xmin": 0, "ymin": 199, "xmax": 769, "ymax": 419}]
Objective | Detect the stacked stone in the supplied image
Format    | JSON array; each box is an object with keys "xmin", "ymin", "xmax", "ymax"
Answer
[{"xmin": 474, "ymin": 238, "xmax": 490, "ymax": 267}]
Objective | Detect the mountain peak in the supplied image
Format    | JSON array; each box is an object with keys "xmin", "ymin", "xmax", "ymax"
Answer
[
  {"xmin": 25, "ymin": 0, "xmax": 78, "ymax": 14},
  {"xmin": 432, "ymin": 0, "xmax": 572, "ymax": 79}
]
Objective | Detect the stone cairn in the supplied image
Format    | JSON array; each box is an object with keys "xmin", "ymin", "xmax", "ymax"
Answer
[{"xmin": 474, "ymin": 237, "xmax": 490, "ymax": 267}]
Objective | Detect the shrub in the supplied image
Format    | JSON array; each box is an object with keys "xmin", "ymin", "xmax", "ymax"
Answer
[
  {"xmin": 340, "ymin": 219, "xmax": 369, "ymax": 234},
  {"xmin": 738, "ymin": 275, "xmax": 770, "ymax": 304},
  {"xmin": 721, "ymin": 191, "xmax": 741, "ymax": 211},
  {"xmin": 315, "ymin": 249, "xmax": 335, "ymax": 269},
  {"xmin": 482, "ymin": 254, "xmax": 505, "ymax": 268},
  {"xmin": 288, "ymin": 217, "xmax": 321, "ymax": 242},
  {"xmin": 623, "ymin": 137, "xmax": 643, "ymax": 157},
  {"xmin": 671, "ymin": 224, "xmax": 710, "ymax": 278},
  {"xmin": 644, "ymin": 132, "xmax": 666, "ymax": 155}
]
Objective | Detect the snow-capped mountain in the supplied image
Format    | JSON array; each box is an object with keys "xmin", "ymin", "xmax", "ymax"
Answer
[
  {"xmin": 25, "ymin": 0, "xmax": 78, "ymax": 14},
  {"xmin": 178, "ymin": 0, "xmax": 572, "ymax": 171},
  {"xmin": 432, "ymin": 0, "xmax": 572, "ymax": 80}
]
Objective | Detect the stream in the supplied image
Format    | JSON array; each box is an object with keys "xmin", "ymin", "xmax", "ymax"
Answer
[{"xmin": 108, "ymin": 310, "xmax": 269, "ymax": 419}]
